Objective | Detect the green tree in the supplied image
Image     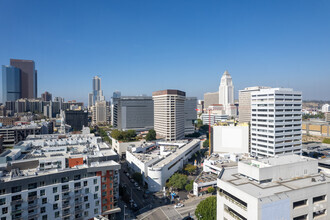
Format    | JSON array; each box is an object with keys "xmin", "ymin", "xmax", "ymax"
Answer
[
  {"xmin": 168, "ymin": 173, "xmax": 188, "ymax": 190},
  {"xmin": 110, "ymin": 129, "xmax": 122, "ymax": 140},
  {"xmin": 146, "ymin": 129, "xmax": 156, "ymax": 141},
  {"xmin": 132, "ymin": 172, "xmax": 143, "ymax": 184},
  {"xmin": 184, "ymin": 164, "xmax": 197, "ymax": 175},
  {"xmin": 323, "ymin": 138, "xmax": 330, "ymax": 144},
  {"xmin": 185, "ymin": 180, "xmax": 194, "ymax": 192},
  {"xmin": 207, "ymin": 187, "xmax": 215, "ymax": 194},
  {"xmin": 196, "ymin": 119, "xmax": 203, "ymax": 129},
  {"xmin": 203, "ymin": 139, "xmax": 209, "ymax": 148},
  {"xmin": 195, "ymin": 196, "xmax": 216, "ymax": 220}
]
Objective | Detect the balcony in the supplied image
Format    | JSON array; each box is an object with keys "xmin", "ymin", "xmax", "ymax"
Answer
[
  {"xmin": 28, "ymin": 212, "xmax": 39, "ymax": 218},
  {"xmin": 62, "ymin": 204, "xmax": 71, "ymax": 209},
  {"xmin": 62, "ymin": 188, "xmax": 70, "ymax": 193},
  {"xmin": 11, "ymin": 209, "xmax": 23, "ymax": 215}
]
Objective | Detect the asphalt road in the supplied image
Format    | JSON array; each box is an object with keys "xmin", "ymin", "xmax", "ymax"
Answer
[{"xmin": 137, "ymin": 194, "xmax": 212, "ymax": 220}]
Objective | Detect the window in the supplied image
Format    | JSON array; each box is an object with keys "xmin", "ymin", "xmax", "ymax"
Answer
[
  {"xmin": 313, "ymin": 195, "xmax": 326, "ymax": 203},
  {"xmin": 293, "ymin": 199, "xmax": 307, "ymax": 209},
  {"xmin": 54, "ymin": 195, "xmax": 59, "ymax": 201},
  {"xmin": 84, "ymin": 181, "xmax": 88, "ymax": 186},
  {"xmin": 2, "ymin": 207, "xmax": 8, "ymax": 214},
  {"xmin": 11, "ymin": 195, "xmax": 21, "ymax": 201},
  {"xmin": 41, "ymin": 207, "xmax": 46, "ymax": 213},
  {"xmin": 42, "ymin": 198, "xmax": 47, "ymax": 204},
  {"xmin": 0, "ymin": 198, "xmax": 5, "ymax": 205},
  {"xmin": 53, "ymin": 179, "xmax": 59, "ymax": 184},
  {"xmin": 93, "ymin": 179, "xmax": 97, "ymax": 184},
  {"xmin": 40, "ymin": 181, "xmax": 45, "ymax": 186},
  {"xmin": 95, "ymin": 200, "xmax": 99, "ymax": 206},
  {"xmin": 11, "ymin": 186, "xmax": 21, "ymax": 193},
  {"xmin": 84, "ymin": 211, "xmax": 89, "ymax": 217},
  {"xmin": 94, "ymin": 208, "xmax": 98, "ymax": 214},
  {"xmin": 94, "ymin": 194, "xmax": 98, "ymax": 199},
  {"xmin": 85, "ymin": 188, "xmax": 89, "ymax": 194},
  {"xmin": 40, "ymin": 189, "xmax": 45, "ymax": 196},
  {"xmin": 74, "ymin": 175, "xmax": 81, "ymax": 180},
  {"xmin": 102, "ymin": 191, "xmax": 106, "ymax": 197},
  {"xmin": 84, "ymin": 196, "xmax": 88, "ymax": 202},
  {"xmin": 28, "ymin": 183, "xmax": 37, "ymax": 190},
  {"xmin": 0, "ymin": 189, "xmax": 5, "ymax": 195},
  {"xmin": 95, "ymin": 186, "xmax": 99, "ymax": 191},
  {"xmin": 53, "ymin": 203, "xmax": 58, "ymax": 210},
  {"xmin": 61, "ymin": 177, "xmax": 69, "ymax": 183},
  {"xmin": 42, "ymin": 215, "xmax": 47, "ymax": 220},
  {"xmin": 54, "ymin": 211, "xmax": 60, "ymax": 218},
  {"xmin": 53, "ymin": 187, "xmax": 58, "ymax": 193},
  {"xmin": 293, "ymin": 214, "xmax": 307, "ymax": 220},
  {"xmin": 85, "ymin": 203, "xmax": 90, "ymax": 209},
  {"xmin": 313, "ymin": 209, "xmax": 326, "ymax": 218}
]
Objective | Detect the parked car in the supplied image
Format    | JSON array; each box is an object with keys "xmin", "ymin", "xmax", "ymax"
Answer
[
  {"xmin": 137, "ymin": 186, "xmax": 142, "ymax": 191},
  {"xmin": 174, "ymin": 203, "xmax": 184, "ymax": 208},
  {"xmin": 130, "ymin": 179, "xmax": 135, "ymax": 183},
  {"xmin": 134, "ymin": 182, "xmax": 139, "ymax": 187}
]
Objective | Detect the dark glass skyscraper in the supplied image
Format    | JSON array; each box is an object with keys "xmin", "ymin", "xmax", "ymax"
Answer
[
  {"xmin": 10, "ymin": 59, "xmax": 37, "ymax": 99},
  {"xmin": 2, "ymin": 65, "xmax": 21, "ymax": 102}
]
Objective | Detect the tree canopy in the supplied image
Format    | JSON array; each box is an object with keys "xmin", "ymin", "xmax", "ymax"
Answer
[
  {"xmin": 146, "ymin": 129, "xmax": 156, "ymax": 141},
  {"xmin": 184, "ymin": 164, "xmax": 197, "ymax": 174},
  {"xmin": 195, "ymin": 196, "xmax": 216, "ymax": 220},
  {"xmin": 185, "ymin": 180, "xmax": 194, "ymax": 192},
  {"xmin": 203, "ymin": 139, "xmax": 209, "ymax": 148},
  {"xmin": 168, "ymin": 173, "xmax": 188, "ymax": 190},
  {"xmin": 110, "ymin": 129, "xmax": 136, "ymax": 142}
]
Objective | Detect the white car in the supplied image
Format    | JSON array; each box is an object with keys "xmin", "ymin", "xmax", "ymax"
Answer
[{"xmin": 174, "ymin": 203, "xmax": 184, "ymax": 208}]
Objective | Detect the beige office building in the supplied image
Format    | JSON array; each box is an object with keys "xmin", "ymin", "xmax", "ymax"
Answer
[
  {"xmin": 238, "ymin": 86, "xmax": 270, "ymax": 123},
  {"xmin": 152, "ymin": 89, "xmax": 185, "ymax": 141},
  {"xmin": 204, "ymin": 91, "xmax": 219, "ymax": 109},
  {"xmin": 92, "ymin": 100, "xmax": 110, "ymax": 125}
]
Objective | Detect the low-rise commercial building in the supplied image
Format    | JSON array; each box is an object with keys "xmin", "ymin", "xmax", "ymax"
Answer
[
  {"xmin": 217, "ymin": 155, "xmax": 330, "ymax": 220},
  {"xmin": 126, "ymin": 139, "xmax": 200, "ymax": 192}
]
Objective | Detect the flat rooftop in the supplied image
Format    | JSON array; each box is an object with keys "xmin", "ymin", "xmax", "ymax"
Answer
[
  {"xmin": 242, "ymin": 155, "xmax": 313, "ymax": 168},
  {"xmin": 153, "ymin": 139, "xmax": 200, "ymax": 168},
  {"xmin": 195, "ymin": 172, "xmax": 218, "ymax": 184},
  {"xmin": 219, "ymin": 166, "xmax": 330, "ymax": 199}
]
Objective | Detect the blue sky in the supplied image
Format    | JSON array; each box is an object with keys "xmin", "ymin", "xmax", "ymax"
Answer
[{"xmin": 0, "ymin": 0, "xmax": 329, "ymax": 103}]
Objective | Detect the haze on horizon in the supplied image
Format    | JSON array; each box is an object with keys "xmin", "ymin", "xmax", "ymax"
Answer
[{"xmin": 0, "ymin": 0, "xmax": 329, "ymax": 103}]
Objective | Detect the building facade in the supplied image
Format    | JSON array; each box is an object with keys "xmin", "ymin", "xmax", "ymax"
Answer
[
  {"xmin": 238, "ymin": 86, "xmax": 270, "ymax": 123},
  {"xmin": 65, "ymin": 110, "xmax": 88, "ymax": 131},
  {"xmin": 41, "ymin": 91, "xmax": 52, "ymax": 102},
  {"xmin": 152, "ymin": 90, "xmax": 185, "ymax": 141},
  {"xmin": 250, "ymin": 88, "xmax": 302, "ymax": 157},
  {"xmin": 322, "ymin": 104, "xmax": 330, "ymax": 113},
  {"xmin": 10, "ymin": 59, "xmax": 37, "ymax": 99},
  {"xmin": 92, "ymin": 101, "xmax": 110, "ymax": 125},
  {"xmin": 111, "ymin": 96, "xmax": 154, "ymax": 130},
  {"xmin": 204, "ymin": 92, "xmax": 219, "ymax": 109},
  {"xmin": 184, "ymin": 97, "xmax": 197, "ymax": 135},
  {"xmin": 218, "ymin": 70, "xmax": 236, "ymax": 116},
  {"xmin": 2, "ymin": 65, "xmax": 21, "ymax": 103},
  {"xmin": 217, "ymin": 155, "xmax": 329, "ymax": 220}
]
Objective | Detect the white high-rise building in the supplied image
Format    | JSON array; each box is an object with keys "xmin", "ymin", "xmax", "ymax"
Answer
[
  {"xmin": 152, "ymin": 89, "xmax": 185, "ymax": 141},
  {"xmin": 219, "ymin": 70, "xmax": 236, "ymax": 116},
  {"xmin": 250, "ymin": 88, "xmax": 302, "ymax": 157}
]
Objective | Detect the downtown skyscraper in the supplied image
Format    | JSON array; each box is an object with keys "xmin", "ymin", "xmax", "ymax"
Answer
[
  {"xmin": 88, "ymin": 76, "xmax": 105, "ymax": 107},
  {"xmin": 2, "ymin": 59, "xmax": 38, "ymax": 102}
]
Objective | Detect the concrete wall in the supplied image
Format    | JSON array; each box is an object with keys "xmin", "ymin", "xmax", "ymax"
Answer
[{"xmin": 213, "ymin": 126, "xmax": 249, "ymax": 154}]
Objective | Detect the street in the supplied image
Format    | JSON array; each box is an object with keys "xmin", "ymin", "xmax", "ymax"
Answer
[{"xmin": 137, "ymin": 194, "xmax": 212, "ymax": 220}]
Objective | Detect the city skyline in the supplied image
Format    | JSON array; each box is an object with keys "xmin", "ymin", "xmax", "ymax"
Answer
[{"xmin": 1, "ymin": 0, "xmax": 330, "ymax": 103}]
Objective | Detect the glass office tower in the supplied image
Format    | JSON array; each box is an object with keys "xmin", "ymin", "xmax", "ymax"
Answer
[{"xmin": 2, "ymin": 65, "xmax": 21, "ymax": 102}]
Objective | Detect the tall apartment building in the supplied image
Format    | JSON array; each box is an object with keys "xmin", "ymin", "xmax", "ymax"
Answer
[
  {"xmin": 238, "ymin": 86, "xmax": 270, "ymax": 123},
  {"xmin": 10, "ymin": 59, "xmax": 37, "ymax": 99},
  {"xmin": 250, "ymin": 88, "xmax": 302, "ymax": 157},
  {"xmin": 2, "ymin": 65, "xmax": 21, "ymax": 102},
  {"xmin": 217, "ymin": 155, "xmax": 330, "ymax": 220},
  {"xmin": 152, "ymin": 89, "xmax": 185, "ymax": 141},
  {"xmin": 111, "ymin": 96, "xmax": 154, "ymax": 130},
  {"xmin": 92, "ymin": 101, "xmax": 110, "ymax": 125},
  {"xmin": 184, "ymin": 97, "xmax": 197, "ymax": 135},
  {"xmin": 0, "ymin": 133, "xmax": 120, "ymax": 220},
  {"xmin": 219, "ymin": 70, "xmax": 236, "ymax": 116}
]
